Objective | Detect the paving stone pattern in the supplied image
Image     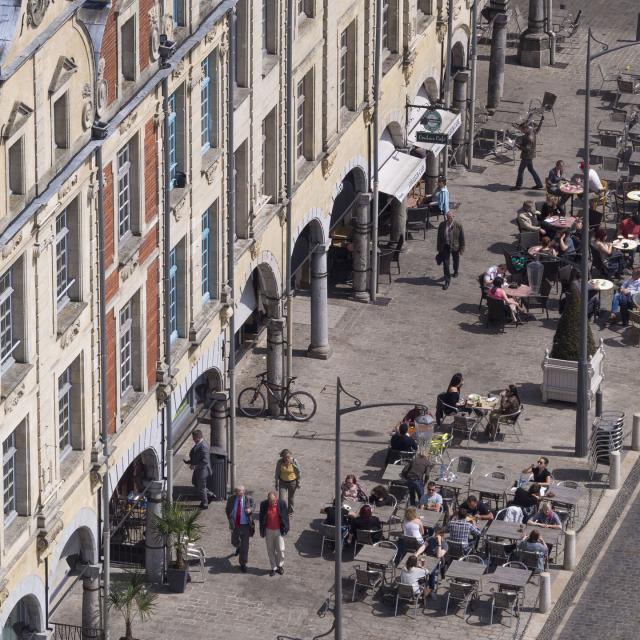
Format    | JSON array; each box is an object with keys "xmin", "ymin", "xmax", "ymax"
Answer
[{"xmin": 50, "ymin": 3, "xmax": 640, "ymax": 639}]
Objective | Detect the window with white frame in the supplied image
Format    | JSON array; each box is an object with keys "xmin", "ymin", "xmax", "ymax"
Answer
[
  {"xmin": 58, "ymin": 366, "xmax": 72, "ymax": 456},
  {"xmin": 296, "ymin": 79, "xmax": 305, "ymax": 161},
  {"xmin": 173, "ymin": 0, "xmax": 185, "ymax": 27},
  {"xmin": 169, "ymin": 247, "xmax": 178, "ymax": 342},
  {"xmin": 168, "ymin": 93, "xmax": 177, "ymax": 187},
  {"xmin": 168, "ymin": 90, "xmax": 186, "ymax": 189},
  {"xmin": 53, "ymin": 92, "xmax": 70, "ymax": 151},
  {"xmin": 381, "ymin": 0, "xmax": 398, "ymax": 54},
  {"xmin": 201, "ymin": 57, "xmax": 212, "ymax": 153},
  {"xmin": 262, "ymin": 0, "xmax": 269, "ymax": 52},
  {"xmin": 339, "ymin": 23, "xmax": 356, "ymax": 111},
  {"xmin": 261, "ymin": 108, "xmax": 278, "ymax": 201},
  {"xmin": 339, "ymin": 30, "xmax": 348, "ymax": 109},
  {"xmin": 201, "ymin": 206, "xmax": 219, "ymax": 302},
  {"xmin": 8, "ymin": 137, "xmax": 25, "ymax": 196},
  {"xmin": 296, "ymin": 71, "xmax": 313, "ymax": 163},
  {"xmin": 3, "ymin": 430, "xmax": 17, "ymax": 523},
  {"xmin": 121, "ymin": 16, "xmax": 137, "ymax": 82},
  {"xmin": 117, "ymin": 143, "xmax": 132, "ymax": 239},
  {"xmin": 119, "ymin": 300, "xmax": 133, "ymax": 396},
  {"xmin": 0, "ymin": 265, "xmax": 21, "ymax": 373},
  {"xmin": 56, "ymin": 208, "xmax": 76, "ymax": 310},
  {"xmin": 297, "ymin": 0, "xmax": 313, "ymax": 18},
  {"xmin": 382, "ymin": 0, "xmax": 390, "ymax": 52},
  {"xmin": 235, "ymin": 0, "xmax": 249, "ymax": 88},
  {"xmin": 418, "ymin": 0, "xmax": 433, "ymax": 16}
]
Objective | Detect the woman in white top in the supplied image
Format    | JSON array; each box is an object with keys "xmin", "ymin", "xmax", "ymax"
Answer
[
  {"xmin": 402, "ymin": 506, "xmax": 426, "ymax": 555},
  {"xmin": 399, "ymin": 555, "xmax": 428, "ymax": 600}
]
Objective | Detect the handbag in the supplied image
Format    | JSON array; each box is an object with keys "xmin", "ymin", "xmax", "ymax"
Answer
[
  {"xmin": 435, "ymin": 252, "xmax": 443, "ymax": 265},
  {"xmin": 248, "ymin": 519, "xmax": 256, "ymax": 537}
]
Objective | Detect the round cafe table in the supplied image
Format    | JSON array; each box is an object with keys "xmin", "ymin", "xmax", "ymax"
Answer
[
  {"xmin": 612, "ymin": 238, "xmax": 638, "ymax": 253},
  {"xmin": 505, "ymin": 284, "xmax": 532, "ymax": 298},
  {"xmin": 559, "ymin": 183, "xmax": 584, "ymax": 214},
  {"xmin": 545, "ymin": 215, "xmax": 576, "ymax": 229},
  {"xmin": 589, "ymin": 278, "xmax": 614, "ymax": 292},
  {"xmin": 627, "ymin": 190, "xmax": 640, "ymax": 203}
]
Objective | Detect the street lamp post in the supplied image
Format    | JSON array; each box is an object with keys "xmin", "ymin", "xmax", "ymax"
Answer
[
  {"xmin": 577, "ymin": 28, "xmax": 640, "ymax": 457},
  {"xmin": 334, "ymin": 378, "xmax": 426, "ymax": 640}
]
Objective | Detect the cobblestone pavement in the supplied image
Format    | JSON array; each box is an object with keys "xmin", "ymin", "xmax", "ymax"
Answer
[{"xmin": 51, "ymin": 3, "xmax": 640, "ymax": 638}]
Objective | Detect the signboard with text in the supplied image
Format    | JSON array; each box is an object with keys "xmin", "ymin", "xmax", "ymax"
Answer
[{"xmin": 416, "ymin": 131, "xmax": 449, "ymax": 144}]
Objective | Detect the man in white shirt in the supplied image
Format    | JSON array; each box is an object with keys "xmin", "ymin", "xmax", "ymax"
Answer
[
  {"xmin": 580, "ymin": 162, "xmax": 604, "ymax": 193},
  {"xmin": 610, "ymin": 267, "xmax": 640, "ymax": 325},
  {"xmin": 483, "ymin": 264, "xmax": 506, "ymax": 286},
  {"xmin": 419, "ymin": 481, "xmax": 443, "ymax": 512}
]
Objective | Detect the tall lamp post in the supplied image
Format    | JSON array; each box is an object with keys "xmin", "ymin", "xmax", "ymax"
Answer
[
  {"xmin": 333, "ymin": 378, "xmax": 426, "ymax": 639},
  {"xmin": 577, "ymin": 28, "xmax": 640, "ymax": 456}
]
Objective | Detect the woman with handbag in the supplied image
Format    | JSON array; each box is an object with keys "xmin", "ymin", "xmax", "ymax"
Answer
[{"xmin": 274, "ymin": 449, "xmax": 301, "ymax": 516}]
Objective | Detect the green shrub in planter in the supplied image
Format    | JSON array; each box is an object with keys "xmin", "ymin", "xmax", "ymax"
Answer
[
  {"xmin": 107, "ymin": 570, "xmax": 157, "ymax": 640},
  {"xmin": 550, "ymin": 282, "xmax": 596, "ymax": 361}
]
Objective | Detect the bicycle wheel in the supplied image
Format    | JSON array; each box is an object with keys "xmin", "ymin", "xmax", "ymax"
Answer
[
  {"xmin": 238, "ymin": 387, "xmax": 266, "ymax": 417},
  {"xmin": 285, "ymin": 391, "xmax": 317, "ymax": 422}
]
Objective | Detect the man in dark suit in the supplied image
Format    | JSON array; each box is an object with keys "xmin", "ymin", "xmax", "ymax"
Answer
[
  {"xmin": 184, "ymin": 429, "xmax": 213, "ymax": 509},
  {"xmin": 225, "ymin": 486, "xmax": 255, "ymax": 572},
  {"xmin": 437, "ymin": 211, "xmax": 465, "ymax": 290},
  {"xmin": 258, "ymin": 491, "xmax": 290, "ymax": 576}
]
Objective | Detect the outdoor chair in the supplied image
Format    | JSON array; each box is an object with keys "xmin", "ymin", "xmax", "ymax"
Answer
[
  {"xmin": 478, "ymin": 274, "xmax": 488, "ymax": 311},
  {"xmin": 388, "ymin": 483, "xmax": 409, "ymax": 505},
  {"xmin": 557, "ymin": 480, "xmax": 578, "ymax": 489},
  {"xmin": 496, "ymin": 407, "xmax": 524, "ymax": 442},
  {"xmin": 373, "ymin": 540, "xmax": 399, "ymax": 581},
  {"xmin": 487, "ymin": 471, "xmax": 506, "ymax": 479},
  {"xmin": 354, "ymin": 528, "xmax": 383, "ymax": 557},
  {"xmin": 186, "ymin": 543, "xmax": 206, "ymax": 582},
  {"xmin": 487, "ymin": 540, "xmax": 513, "ymax": 567},
  {"xmin": 448, "ymin": 456, "xmax": 475, "ymax": 475},
  {"xmin": 445, "ymin": 581, "xmax": 476, "ymax": 616},
  {"xmin": 351, "ymin": 565, "xmax": 383, "ymax": 602},
  {"xmin": 461, "ymin": 555, "xmax": 485, "ymax": 565},
  {"xmin": 451, "ymin": 414, "xmax": 479, "ymax": 448},
  {"xmin": 446, "ymin": 540, "xmax": 470, "ymax": 562},
  {"xmin": 435, "ymin": 394, "xmax": 459, "ymax": 427},
  {"xmin": 555, "ymin": 10, "xmax": 582, "ymax": 50},
  {"xmin": 399, "ymin": 535, "xmax": 422, "ymax": 556},
  {"xmin": 610, "ymin": 109, "xmax": 627, "ymax": 122},
  {"xmin": 590, "ymin": 245, "xmax": 615, "ymax": 279},
  {"xmin": 518, "ymin": 231, "xmax": 540, "ymax": 251},
  {"xmin": 496, "ymin": 506, "xmax": 523, "ymax": 523},
  {"xmin": 394, "ymin": 581, "xmax": 423, "ymax": 618},
  {"xmin": 503, "ymin": 249, "xmax": 526, "ymax": 284},
  {"xmin": 518, "ymin": 549, "xmax": 547, "ymax": 578},
  {"xmin": 439, "ymin": 487, "xmax": 458, "ymax": 519},
  {"xmin": 320, "ymin": 524, "xmax": 338, "ymax": 557},
  {"xmin": 596, "ymin": 63, "xmax": 619, "ymax": 96},
  {"xmin": 490, "ymin": 589, "xmax": 519, "ymax": 626},
  {"xmin": 503, "ymin": 561, "xmax": 527, "ymax": 570},
  {"xmin": 526, "ymin": 278, "xmax": 552, "ymax": 320},
  {"xmin": 541, "ymin": 259, "xmax": 560, "ymax": 293},
  {"xmin": 529, "ymin": 92, "xmax": 558, "ymax": 126},
  {"xmin": 486, "ymin": 296, "xmax": 511, "ymax": 332},
  {"xmin": 406, "ymin": 207, "xmax": 428, "ymax": 239}
]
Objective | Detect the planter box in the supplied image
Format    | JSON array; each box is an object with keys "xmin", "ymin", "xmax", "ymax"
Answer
[
  {"xmin": 166, "ymin": 567, "xmax": 189, "ymax": 593},
  {"xmin": 541, "ymin": 341, "xmax": 605, "ymax": 405}
]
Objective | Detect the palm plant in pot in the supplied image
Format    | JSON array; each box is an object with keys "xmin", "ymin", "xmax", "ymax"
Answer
[
  {"xmin": 152, "ymin": 499, "xmax": 204, "ymax": 593},
  {"xmin": 107, "ymin": 570, "xmax": 157, "ymax": 640}
]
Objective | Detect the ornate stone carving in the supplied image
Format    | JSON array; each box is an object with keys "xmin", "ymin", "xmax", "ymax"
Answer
[
  {"xmin": 58, "ymin": 174, "xmax": 79, "ymax": 202},
  {"xmin": 149, "ymin": 7, "xmax": 160, "ymax": 61},
  {"xmin": 203, "ymin": 156, "xmax": 221, "ymax": 184},
  {"xmin": 436, "ymin": 10, "xmax": 448, "ymax": 43},
  {"xmin": 90, "ymin": 466, "xmax": 103, "ymax": 492},
  {"xmin": 156, "ymin": 376, "xmax": 177, "ymax": 407},
  {"xmin": 119, "ymin": 256, "xmax": 139, "ymax": 282},
  {"xmin": 218, "ymin": 39, "xmax": 229, "ymax": 60},
  {"xmin": 321, "ymin": 150, "xmax": 337, "ymax": 179},
  {"xmin": 33, "ymin": 233, "xmax": 55, "ymax": 258},
  {"xmin": 0, "ymin": 581, "xmax": 9, "ymax": 608},
  {"xmin": 172, "ymin": 60, "xmax": 186, "ymax": 81},
  {"xmin": 249, "ymin": 239, "xmax": 261, "ymax": 260},
  {"xmin": 363, "ymin": 104, "xmax": 374, "ymax": 126},
  {"xmin": 1, "ymin": 231, "xmax": 23, "ymax": 260},
  {"xmin": 119, "ymin": 111, "xmax": 138, "ymax": 135},
  {"xmin": 402, "ymin": 49, "xmax": 416, "ymax": 85},
  {"xmin": 172, "ymin": 193, "xmax": 189, "ymax": 221},
  {"xmin": 4, "ymin": 383, "xmax": 25, "ymax": 414},
  {"xmin": 96, "ymin": 59, "xmax": 108, "ymax": 118},
  {"xmin": 220, "ymin": 304, "xmax": 233, "ymax": 326},
  {"xmin": 36, "ymin": 517, "xmax": 64, "ymax": 560},
  {"xmin": 60, "ymin": 319, "xmax": 81, "ymax": 349},
  {"xmin": 27, "ymin": 0, "xmax": 50, "ymax": 28}
]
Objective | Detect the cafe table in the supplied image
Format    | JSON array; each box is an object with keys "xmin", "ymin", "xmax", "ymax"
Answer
[
  {"xmin": 485, "ymin": 520, "xmax": 525, "ymax": 541},
  {"xmin": 544, "ymin": 215, "xmax": 577, "ymax": 229},
  {"xmin": 617, "ymin": 94, "xmax": 640, "ymax": 107},
  {"xmin": 488, "ymin": 566, "xmax": 531, "ymax": 597},
  {"xmin": 437, "ymin": 472, "xmax": 472, "ymax": 503},
  {"xmin": 465, "ymin": 394, "xmax": 498, "ymax": 431},
  {"xmin": 445, "ymin": 559, "xmax": 486, "ymax": 584},
  {"xmin": 627, "ymin": 190, "xmax": 640, "ymax": 203},
  {"xmin": 397, "ymin": 554, "xmax": 440, "ymax": 574},
  {"xmin": 597, "ymin": 120, "xmax": 626, "ymax": 135},
  {"xmin": 558, "ymin": 183, "xmax": 583, "ymax": 214},
  {"xmin": 506, "ymin": 284, "xmax": 532, "ymax": 299},
  {"xmin": 612, "ymin": 237, "xmax": 638, "ymax": 253},
  {"xmin": 589, "ymin": 279, "xmax": 614, "ymax": 312},
  {"xmin": 417, "ymin": 509, "xmax": 444, "ymax": 530},
  {"xmin": 355, "ymin": 545, "xmax": 398, "ymax": 583},
  {"xmin": 471, "ymin": 476, "xmax": 514, "ymax": 510},
  {"xmin": 381, "ymin": 464, "xmax": 405, "ymax": 483}
]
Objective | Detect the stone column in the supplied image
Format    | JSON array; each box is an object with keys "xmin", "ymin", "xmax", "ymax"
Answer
[
  {"xmin": 211, "ymin": 391, "xmax": 228, "ymax": 451},
  {"xmin": 307, "ymin": 243, "xmax": 331, "ymax": 360},
  {"xmin": 352, "ymin": 193, "xmax": 371, "ymax": 302},
  {"xmin": 489, "ymin": 0, "xmax": 510, "ymax": 16},
  {"xmin": 81, "ymin": 564, "xmax": 101, "ymax": 638},
  {"xmin": 390, "ymin": 199, "xmax": 407, "ymax": 244},
  {"xmin": 266, "ymin": 318, "xmax": 285, "ymax": 416},
  {"xmin": 519, "ymin": 0, "xmax": 551, "ymax": 68},
  {"xmin": 487, "ymin": 13, "xmax": 508, "ymax": 110},
  {"xmin": 425, "ymin": 153, "xmax": 439, "ymax": 195},
  {"xmin": 144, "ymin": 480, "xmax": 165, "ymax": 583},
  {"xmin": 452, "ymin": 72, "xmax": 469, "ymax": 163}
]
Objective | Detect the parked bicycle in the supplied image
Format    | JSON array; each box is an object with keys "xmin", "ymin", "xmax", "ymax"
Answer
[{"xmin": 238, "ymin": 372, "xmax": 317, "ymax": 421}]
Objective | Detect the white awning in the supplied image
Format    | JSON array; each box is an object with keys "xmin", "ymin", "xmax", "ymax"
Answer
[
  {"xmin": 407, "ymin": 109, "xmax": 462, "ymax": 156},
  {"xmin": 378, "ymin": 151, "xmax": 425, "ymax": 202},
  {"xmin": 235, "ymin": 275, "xmax": 257, "ymax": 329}
]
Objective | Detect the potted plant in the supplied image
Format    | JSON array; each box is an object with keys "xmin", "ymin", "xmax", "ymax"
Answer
[
  {"xmin": 152, "ymin": 499, "xmax": 204, "ymax": 593},
  {"xmin": 541, "ymin": 282, "xmax": 605, "ymax": 404},
  {"xmin": 107, "ymin": 570, "xmax": 157, "ymax": 640}
]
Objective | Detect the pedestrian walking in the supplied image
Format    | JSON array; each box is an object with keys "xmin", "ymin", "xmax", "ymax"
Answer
[
  {"xmin": 274, "ymin": 449, "xmax": 301, "ymax": 515},
  {"xmin": 183, "ymin": 429, "xmax": 214, "ymax": 509},
  {"xmin": 259, "ymin": 491, "xmax": 290, "ymax": 576},
  {"xmin": 225, "ymin": 486, "xmax": 255, "ymax": 572},
  {"xmin": 511, "ymin": 123, "xmax": 544, "ymax": 191},
  {"xmin": 428, "ymin": 176, "xmax": 450, "ymax": 221},
  {"xmin": 436, "ymin": 211, "xmax": 465, "ymax": 290}
]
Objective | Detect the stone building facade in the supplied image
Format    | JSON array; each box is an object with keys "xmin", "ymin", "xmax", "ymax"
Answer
[{"xmin": 0, "ymin": 0, "xmax": 475, "ymax": 635}]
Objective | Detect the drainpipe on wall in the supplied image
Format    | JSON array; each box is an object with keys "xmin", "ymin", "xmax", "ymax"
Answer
[
  {"xmin": 96, "ymin": 145, "xmax": 111, "ymax": 640},
  {"xmin": 467, "ymin": 0, "xmax": 478, "ymax": 169},
  {"xmin": 226, "ymin": 8, "xmax": 237, "ymax": 490},
  {"xmin": 161, "ymin": 76, "xmax": 174, "ymax": 502},
  {"xmin": 370, "ymin": 0, "xmax": 382, "ymax": 301},
  {"xmin": 443, "ymin": 0, "xmax": 454, "ymax": 178},
  {"xmin": 285, "ymin": 0, "xmax": 294, "ymax": 383}
]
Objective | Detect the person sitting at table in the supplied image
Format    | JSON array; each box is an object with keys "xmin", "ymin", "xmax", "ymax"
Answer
[
  {"xmin": 390, "ymin": 422, "xmax": 418, "ymax": 453},
  {"xmin": 546, "ymin": 160, "xmax": 571, "ymax": 205},
  {"xmin": 341, "ymin": 474, "xmax": 367, "ymax": 502},
  {"xmin": 539, "ymin": 235, "xmax": 558, "ymax": 257},
  {"xmin": 399, "ymin": 555, "xmax": 429, "ymax": 603},
  {"xmin": 556, "ymin": 229, "xmax": 577, "ymax": 259},
  {"xmin": 618, "ymin": 213, "xmax": 640, "ymax": 240},
  {"xmin": 486, "ymin": 384, "xmax": 521, "ymax": 441},
  {"xmin": 579, "ymin": 162, "xmax": 605, "ymax": 194},
  {"xmin": 530, "ymin": 502, "xmax": 563, "ymax": 529},
  {"xmin": 517, "ymin": 530, "xmax": 549, "ymax": 571},
  {"xmin": 402, "ymin": 506, "xmax": 427, "ymax": 556},
  {"xmin": 369, "ymin": 485, "xmax": 395, "ymax": 507},
  {"xmin": 511, "ymin": 483, "xmax": 542, "ymax": 522},
  {"xmin": 419, "ymin": 481, "xmax": 443, "ymax": 512},
  {"xmin": 609, "ymin": 266, "xmax": 640, "ymax": 326},
  {"xmin": 425, "ymin": 527, "xmax": 448, "ymax": 595},
  {"xmin": 459, "ymin": 495, "xmax": 494, "ymax": 522},
  {"xmin": 593, "ymin": 228, "xmax": 625, "ymax": 277},
  {"xmin": 445, "ymin": 509, "xmax": 481, "ymax": 554},
  {"xmin": 321, "ymin": 501, "xmax": 350, "ymax": 543},
  {"xmin": 483, "ymin": 264, "xmax": 507, "ymax": 286},
  {"xmin": 435, "ymin": 373, "xmax": 475, "ymax": 425},
  {"xmin": 517, "ymin": 201, "xmax": 544, "ymax": 234},
  {"xmin": 522, "ymin": 457, "xmax": 553, "ymax": 485},
  {"xmin": 487, "ymin": 276, "xmax": 527, "ymax": 323},
  {"xmin": 346, "ymin": 504, "xmax": 383, "ymax": 546}
]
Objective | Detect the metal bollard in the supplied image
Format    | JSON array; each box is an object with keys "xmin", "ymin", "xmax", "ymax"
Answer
[
  {"xmin": 609, "ymin": 450, "xmax": 621, "ymax": 490},
  {"xmin": 632, "ymin": 413, "xmax": 640, "ymax": 452},
  {"xmin": 563, "ymin": 529, "xmax": 576, "ymax": 570},
  {"xmin": 595, "ymin": 388, "xmax": 603, "ymax": 417},
  {"xmin": 538, "ymin": 572, "xmax": 552, "ymax": 613}
]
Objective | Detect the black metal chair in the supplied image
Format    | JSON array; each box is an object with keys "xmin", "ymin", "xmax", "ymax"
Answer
[
  {"xmin": 527, "ymin": 277, "xmax": 552, "ymax": 319},
  {"xmin": 478, "ymin": 274, "xmax": 487, "ymax": 311},
  {"xmin": 486, "ymin": 296, "xmax": 509, "ymax": 332},
  {"xmin": 529, "ymin": 92, "xmax": 558, "ymax": 126},
  {"xmin": 406, "ymin": 207, "xmax": 428, "ymax": 239}
]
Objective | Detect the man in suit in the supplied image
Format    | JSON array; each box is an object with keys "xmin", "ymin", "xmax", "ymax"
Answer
[
  {"xmin": 225, "ymin": 486, "xmax": 255, "ymax": 572},
  {"xmin": 436, "ymin": 211, "xmax": 465, "ymax": 290},
  {"xmin": 183, "ymin": 429, "xmax": 214, "ymax": 509},
  {"xmin": 258, "ymin": 491, "xmax": 290, "ymax": 576}
]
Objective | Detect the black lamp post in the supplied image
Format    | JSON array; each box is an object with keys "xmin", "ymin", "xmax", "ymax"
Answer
[
  {"xmin": 333, "ymin": 378, "xmax": 426, "ymax": 639},
  {"xmin": 577, "ymin": 29, "xmax": 640, "ymax": 457}
]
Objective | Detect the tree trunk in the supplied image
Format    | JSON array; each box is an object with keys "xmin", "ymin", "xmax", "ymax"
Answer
[{"xmin": 125, "ymin": 620, "xmax": 133, "ymax": 640}]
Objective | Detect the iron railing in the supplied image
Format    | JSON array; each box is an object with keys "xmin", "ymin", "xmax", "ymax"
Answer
[
  {"xmin": 109, "ymin": 491, "xmax": 148, "ymax": 567},
  {"xmin": 52, "ymin": 623, "xmax": 104, "ymax": 640}
]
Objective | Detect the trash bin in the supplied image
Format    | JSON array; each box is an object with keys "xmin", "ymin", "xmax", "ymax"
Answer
[
  {"xmin": 591, "ymin": 412, "xmax": 624, "ymax": 464},
  {"xmin": 209, "ymin": 446, "xmax": 228, "ymax": 500}
]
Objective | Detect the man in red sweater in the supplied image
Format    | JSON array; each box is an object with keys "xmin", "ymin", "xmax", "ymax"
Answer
[{"xmin": 259, "ymin": 491, "xmax": 290, "ymax": 576}]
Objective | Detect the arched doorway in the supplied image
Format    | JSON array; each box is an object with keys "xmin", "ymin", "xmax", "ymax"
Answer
[
  {"xmin": 2, "ymin": 596, "xmax": 43, "ymax": 639},
  {"xmin": 451, "ymin": 41, "xmax": 466, "ymax": 73},
  {"xmin": 328, "ymin": 166, "xmax": 369, "ymax": 300},
  {"xmin": 109, "ymin": 448, "xmax": 159, "ymax": 567},
  {"xmin": 49, "ymin": 525, "xmax": 97, "ymax": 602}
]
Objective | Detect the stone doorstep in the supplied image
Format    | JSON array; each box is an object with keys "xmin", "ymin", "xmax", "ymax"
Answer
[{"xmin": 521, "ymin": 448, "xmax": 640, "ymax": 640}]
